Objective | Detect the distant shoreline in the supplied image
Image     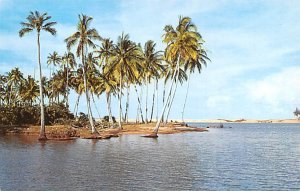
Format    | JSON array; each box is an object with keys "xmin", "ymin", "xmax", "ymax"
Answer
[
  {"xmin": 183, "ymin": 119, "xmax": 300, "ymax": 124},
  {"xmin": 123, "ymin": 118, "xmax": 300, "ymax": 124}
]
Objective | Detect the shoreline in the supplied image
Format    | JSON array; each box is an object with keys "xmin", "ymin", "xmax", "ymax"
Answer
[{"xmin": 185, "ymin": 119, "xmax": 300, "ymax": 124}]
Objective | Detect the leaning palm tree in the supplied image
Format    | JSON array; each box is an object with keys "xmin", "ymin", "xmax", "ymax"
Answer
[
  {"xmin": 151, "ymin": 16, "xmax": 203, "ymax": 136},
  {"xmin": 65, "ymin": 14, "xmax": 101, "ymax": 135},
  {"xmin": 19, "ymin": 11, "xmax": 57, "ymax": 140},
  {"xmin": 181, "ymin": 46, "xmax": 209, "ymax": 122}
]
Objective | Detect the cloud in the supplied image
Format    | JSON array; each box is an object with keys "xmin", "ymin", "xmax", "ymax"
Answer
[{"xmin": 246, "ymin": 66, "xmax": 300, "ymax": 109}]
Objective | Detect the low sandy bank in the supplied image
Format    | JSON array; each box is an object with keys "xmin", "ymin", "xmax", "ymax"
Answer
[{"xmin": 0, "ymin": 122, "xmax": 207, "ymax": 139}]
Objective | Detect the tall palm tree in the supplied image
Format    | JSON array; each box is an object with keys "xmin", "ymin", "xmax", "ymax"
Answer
[
  {"xmin": 142, "ymin": 40, "xmax": 164, "ymax": 123},
  {"xmin": 19, "ymin": 11, "xmax": 57, "ymax": 140},
  {"xmin": 181, "ymin": 46, "xmax": 209, "ymax": 122},
  {"xmin": 152, "ymin": 16, "xmax": 203, "ymax": 136},
  {"xmin": 65, "ymin": 14, "xmax": 101, "ymax": 135},
  {"xmin": 47, "ymin": 51, "xmax": 62, "ymax": 105},
  {"xmin": 105, "ymin": 33, "xmax": 143, "ymax": 129},
  {"xmin": 47, "ymin": 51, "xmax": 61, "ymax": 77},
  {"xmin": 61, "ymin": 52, "xmax": 76, "ymax": 109}
]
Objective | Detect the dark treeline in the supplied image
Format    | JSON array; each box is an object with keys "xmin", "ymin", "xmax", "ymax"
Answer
[{"xmin": 0, "ymin": 11, "xmax": 209, "ymax": 139}]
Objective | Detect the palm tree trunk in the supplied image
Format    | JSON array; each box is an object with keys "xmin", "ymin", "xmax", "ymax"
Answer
[
  {"xmin": 150, "ymin": 80, "xmax": 156, "ymax": 122},
  {"xmin": 153, "ymin": 56, "xmax": 180, "ymax": 134},
  {"xmin": 181, "ymin": 72, "xmax": 191, "ymax": 123},
  {"xmin": 92, "ymin": 93, "xmax": 101, "ymax": 119},
  {"xmin": 118, "ymin": 71, "xmax": 123, "ymax": 129},
  {"xmin": 156, "ymin": 79, "xmax": 159, "ymax": 122},
  {"xmin": 66, "ymin": 64, "xmax": 69, "ymax": 109},
  {"xmin": 82, "ymin": 47, "xmax": 98, "ymax": 135},
  {"xmin": 37, "ymin": 32, "xmax": 46, "ymax": 140},
  {"xmin": 124, "ymin": 83, "xmax": 130, "ymax": 123},
  {"xmin": 165, "ymin": 74, "xmax": 179, "ymax": 123},
  {"xmin": 74, "ymin": 94, "xmax": 80, "ymax": 117},
  {"xmin": 106, "ymin": 92, "xmax": 114, "ymax": 127},
  {"xmin": 161, "ymin": 82, "xmax": 166, "ymax": 122},
  {"xmin": 145, "ymin": 81, "xmax": 149, "ymax": 123},
  {"xmin": 134, "ymin": 85, "xmax": 145, "ymax": 123}
]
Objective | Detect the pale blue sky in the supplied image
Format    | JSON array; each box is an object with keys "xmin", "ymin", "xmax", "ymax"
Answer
[{"xmin": 1, "ymin": 0, "xmax": 300, "ymax": 120}]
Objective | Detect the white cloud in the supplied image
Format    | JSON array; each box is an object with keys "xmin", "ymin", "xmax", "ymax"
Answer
[{"xmin": 246, "ymin": 66, "xmax": 300, "ymax": 108}]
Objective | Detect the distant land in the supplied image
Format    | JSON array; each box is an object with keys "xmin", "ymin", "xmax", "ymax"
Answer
[
  {"xmin": 184, "ymin": 119, "xmax": 300, "ymax": 124},
  {"xmin": 122, "ymin": 119, "xmax": 300, "ymax": 123}
]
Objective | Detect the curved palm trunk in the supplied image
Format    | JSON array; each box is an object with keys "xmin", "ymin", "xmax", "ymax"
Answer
[
  {"xmin": 149, "ymin": 80, "xmax": 156, "ymax": 122},
  {"xmin": 134, "ymin": 85, "xmax": 145, "ymax": 123},
  {"xmin": 37, "ymin": 32, "xmax": 46, "ymax": 140},
  {"xmin": 82, "ymin": 47, "xmax": 98, "ymax": 135},
  {"xmin": 181, "ymin": 72, "xmax": 191, "ymax": 123},
  {"xmin": 118, "ymin": 72, "xmax": 123, "ymax": 129},
  {"xmin": 153, "ymin": 56, "xmax": 180, "ymax": 134},
  {"xmin": 91, "ymin": 93, "xmax": 101, "ymax": 119}
]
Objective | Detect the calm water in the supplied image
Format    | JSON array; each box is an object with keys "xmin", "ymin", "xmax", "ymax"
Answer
[{"xmin": 0, "ymin": 123, "xmax": 300, "ymax": 191}]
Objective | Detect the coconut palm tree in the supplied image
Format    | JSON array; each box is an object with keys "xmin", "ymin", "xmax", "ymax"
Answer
[
  {"xmin": 181, "ymin": 46, "xmax": 209, "ymax": 122},
  {"xmin": 19, "ymin": 75, "xmax": 39, "ymax": 106},
  {"xmin": 7, "ymin": 68, "xmax": 24, "ymax": 106},
  {"xmin": 47, "ymin": 51, "xmax": 62, "ymax": 105},
  {"xmin": 47, "ymin": 51, "xmax": 61, "ymax": 77},
  {"xmin": 61, "ymin": 52, "xmax": 76, "ymax": 109},
  {"xmin": 19, "ymin": 11, "xmax": 57, "ymax": 140},
  {"xmin": 152, "ymin": 16, "xmax": 203, "ymax": 136},
  {"xmin": 65, "ymin": 14, "xmax": 101, "ymax": 135},
  {"xmin": 105, "ymin": 33, "xmax": 143, "ymax": 129},
  {"xmin": 142, "ymin": 40, "xmax": 164, "ymax": 123}
]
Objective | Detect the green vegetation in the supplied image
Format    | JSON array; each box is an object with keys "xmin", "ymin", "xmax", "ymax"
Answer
[{"xmin": 0, "ymin": 12, "xmax": 209, "ymax": 139}]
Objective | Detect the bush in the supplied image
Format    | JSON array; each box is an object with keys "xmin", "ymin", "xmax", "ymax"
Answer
[{"xmin": 0, "ymin": 104, "xmax": 74, "ymax": 126}]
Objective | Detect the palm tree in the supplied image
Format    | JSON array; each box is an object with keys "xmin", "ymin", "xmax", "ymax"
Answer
[
  {"xmin": 61, "ymin": 52, "xmax": 76, "ymax": 109},
  {"xmin": 19, "ymin": 75, "xmax": 39, "ymax": 106},
  {"xmin": 181, "ymin": 46, "xmax": 209, "ymax": 122},
  {"xmin": 142, "ymin": 40, "xmax": 164, "ymax": 123},
  {"xmin": 152, "ymin": 16, "xmax": 203, "ymax": 136},
  {"xmin": 7, "ymin": 68, "xmax": 24, "ymax": 106},
  {"xmin": 65, "ymin": 14, "xmax": 101, "ymax": 135},
  {"xmin": 47, "ymin": 51, "xmax": 62, "ymax": 105},
  {"xmin": 47, "ymin": 51, "xmax": 61, "ymax": 77},
  {"xmin": 19, "ymin": 11, "xmax": 57, "ymax": 140},
  {"xmin": 105, "ymin": 33, "xmax": 143, "ymax": 129}
]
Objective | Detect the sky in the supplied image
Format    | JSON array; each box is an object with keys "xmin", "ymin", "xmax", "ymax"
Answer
[{"xmin": 1, "ymin": 0, "xmax": 300, "ymax": 120}]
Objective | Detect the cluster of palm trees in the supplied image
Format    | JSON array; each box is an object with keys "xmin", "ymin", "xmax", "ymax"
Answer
[
  {"xmin": 11, "ymin": 11, "xmax": 209, "ymax": 139},
  {"xmin": 0, "ymin": 68, "xmax": 39, "ymax": 106}
]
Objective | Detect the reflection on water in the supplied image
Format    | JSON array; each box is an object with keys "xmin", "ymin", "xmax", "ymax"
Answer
[{"xmin": 1, "ymin": 123, "xmax": 300, "ymax": 190}]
